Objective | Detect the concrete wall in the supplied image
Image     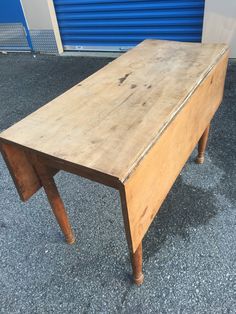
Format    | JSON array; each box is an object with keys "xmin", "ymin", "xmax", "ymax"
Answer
[
  {"xmin": 202, "ymin": 0, "xmax": 236, "ymax": 58},
  {"xmin": 20, "ymin": 0, "xmax": 62, "ymax": 53}
]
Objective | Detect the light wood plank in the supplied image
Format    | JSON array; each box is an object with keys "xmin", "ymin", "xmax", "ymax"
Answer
[
  {"xmin": 0, "ymin": 40, "xmax": 228, "ymax": 183},
  {"xmin": 123, "ymin": 52, "xmax": 228, "ymax": 253}
]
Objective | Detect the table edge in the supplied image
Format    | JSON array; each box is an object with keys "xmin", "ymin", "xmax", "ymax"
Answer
[{"xmin": 122, "ymin": 46, "xmax": 229, "ymax": 183}]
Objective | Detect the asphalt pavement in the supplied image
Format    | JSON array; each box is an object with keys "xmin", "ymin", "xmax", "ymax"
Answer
[{"xmin": 0, "ymin": 52, "xmax": 235, "ymax": 313}]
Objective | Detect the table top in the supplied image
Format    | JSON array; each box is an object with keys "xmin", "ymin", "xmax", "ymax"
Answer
[{"xmin": 0, "ymin": 40, "xmax": 227, "ymax": 182}]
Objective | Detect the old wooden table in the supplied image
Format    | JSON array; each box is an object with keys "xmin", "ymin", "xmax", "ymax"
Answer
[{"xmin": 0, "ymin": 40, "xmax": 228, "ymax": 285}]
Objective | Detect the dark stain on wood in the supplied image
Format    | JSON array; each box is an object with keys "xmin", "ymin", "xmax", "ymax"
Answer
[
  {"xmin": 131, "ymin": 84, "xmax": 137, "ymax": 89},
  {"xmin": 91, "ymin": 139, "xmax": 100, "ymax": 144},
  {"xmin": 119, "ymin": 72, "xmax": 132, "ymax": 85},
  {"xmin": 110, "ymin": 125, "xmax": 117, "ymax": 131},
  {"xmin": 147, "ymin": 85, "xmax": 152, "ymax": 89}
]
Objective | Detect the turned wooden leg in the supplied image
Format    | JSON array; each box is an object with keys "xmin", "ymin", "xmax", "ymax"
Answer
[
  {"xmin": 119, "ymin": 187, "xmax": 144, "ymax": 285},
  {"xmin": 131, "ymin": 242, "xmax": 144, "ymax": 286},
  {"xmin": 33, "ymin": 157, "xmax": 75, "ymax": 244},
  {"xmin": 196, "ymin": 124, "xmax": 210, "ymax": 164}
]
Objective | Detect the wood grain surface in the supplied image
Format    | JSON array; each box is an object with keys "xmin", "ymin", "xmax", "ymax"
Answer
[
  {"xmin": 0, "ymin": 40, "xmax": 228, "ymax": 184},
  {"xmin": 0, "ymin": 142, "xmax": 41, "ymax": 201},
  {"xmin": 122, "ymin": 52, "xmax": 228, "ymax": 252}
]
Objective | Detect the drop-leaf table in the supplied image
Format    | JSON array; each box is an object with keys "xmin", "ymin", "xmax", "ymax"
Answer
[{"xmin": 0, "ymin": 40, "xmax": 229, "ymax": 285}]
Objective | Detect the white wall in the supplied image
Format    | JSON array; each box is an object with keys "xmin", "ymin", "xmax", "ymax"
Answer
[
  {"xmin": 202, "ymin": 0, "xmax": 236, "ymax": 58},
  {"xmin": 20, "ymin": 0, "xmax": 63, "ymax": 53},
  {"xmin": 21, "ymin": 0, "xmax": 53, "ymax": 30}
]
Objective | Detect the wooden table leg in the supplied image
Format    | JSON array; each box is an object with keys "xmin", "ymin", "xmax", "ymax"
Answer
[
  {"xmin": 196, "ymin": 124, "xmax": 210, "ymax": 164},
  {"xmin": 131, "ymin": 242, "xmax": 144, "ymax": 286},
  {"xmin": 33, "ymin": 157, "xmax": 75, "ymax": 244},
  {"xmin": 119, "ymin": 186, "xmax": 144, "ymax": 285}
]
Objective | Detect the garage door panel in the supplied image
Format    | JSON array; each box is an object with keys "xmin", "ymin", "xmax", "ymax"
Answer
[{"xmin": 54, "ymin": 0, "xmax": 205, "ymax": 51}]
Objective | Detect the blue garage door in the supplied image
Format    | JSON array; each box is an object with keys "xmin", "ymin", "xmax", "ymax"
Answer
[
  {"xmin": 0, "ymin": 0, "xmax": 31, "ymax": 51},
  {"xmin": 54, "ymin": 0, "xmax": 205, "ymax": 51}
]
